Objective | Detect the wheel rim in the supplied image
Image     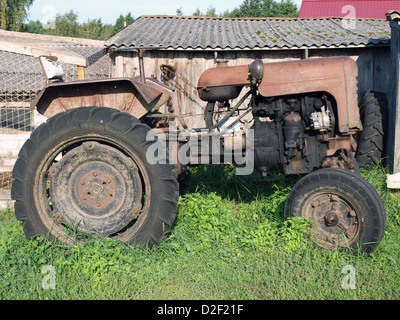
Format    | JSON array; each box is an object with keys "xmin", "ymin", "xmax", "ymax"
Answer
[
  {"xmin": 301, "ymin": 191, "xmax": 362, "ymax": 250},
  {"xmin": 34, "ymin": 136, "xmax": 151, "ymax": 244}
]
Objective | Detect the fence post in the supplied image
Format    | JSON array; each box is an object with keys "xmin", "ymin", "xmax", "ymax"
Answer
[{"xmin": 386, "ymin": 12, "xmax": 400, "ymax": 173}]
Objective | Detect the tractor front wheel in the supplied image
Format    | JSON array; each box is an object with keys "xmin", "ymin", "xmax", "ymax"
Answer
[{"xmin": 284, "ymin": 168, "xmax": 386, "ymax": 255}]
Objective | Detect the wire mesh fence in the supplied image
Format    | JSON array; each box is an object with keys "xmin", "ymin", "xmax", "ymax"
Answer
[{"xmin": 0, "ymin": 49, "xmax": 112, "ymax": 190}]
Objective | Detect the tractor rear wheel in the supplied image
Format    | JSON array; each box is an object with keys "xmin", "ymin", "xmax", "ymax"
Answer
[
  {"xmin": 356, "ymin": 91, "xmax": 386, "ymax": 170},
  {"xmin": 11, "ymin": 107, "xmax": 179, "ymax": 247}
]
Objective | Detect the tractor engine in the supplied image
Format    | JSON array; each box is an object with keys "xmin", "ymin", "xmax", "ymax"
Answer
[
  {"xmin": 197, "ymin": 56, "xmax": 360, "ymax": 176},
  {"xmin": 251, "ymin": 93, "xmax": 335, "ymax": 176}
]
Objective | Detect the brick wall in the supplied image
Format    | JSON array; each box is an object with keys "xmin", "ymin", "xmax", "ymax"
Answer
[{"xmin": 0, "ymin": 133, "xmax": 30, "ymax": 172}]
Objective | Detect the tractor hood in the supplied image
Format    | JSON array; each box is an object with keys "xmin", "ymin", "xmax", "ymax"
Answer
[{"xmin": 197, "ymin": 56, "xmax": 361, "ymax": 133}]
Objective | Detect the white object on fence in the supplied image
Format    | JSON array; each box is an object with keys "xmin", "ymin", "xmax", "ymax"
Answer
[{"xmin": 39, "ymin": 55, "xmax": 64, "ymax": 81}]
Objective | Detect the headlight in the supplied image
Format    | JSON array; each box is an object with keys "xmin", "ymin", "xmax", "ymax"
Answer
[{"xmin": 248, "ymin": 59, "xmax": 264, "ymax": 84}]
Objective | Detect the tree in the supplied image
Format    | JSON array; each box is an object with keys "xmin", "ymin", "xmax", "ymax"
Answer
[
  {"xmin": 23, "ymin": 10, "xmax": 133, "ymax": 40},
  {"xmin": 0, "ymin": 0, "xmax": 34, "ymax": 31},
  {"xmin": 80, "ymin": 19, "xmax": 114, "ymax": 40},
  {"xmin": 194, "ymin": 0, "xmax": 298, "ymax": 18},
  {"xmin": 236, "ymin": 0, "xmax": 267, "ymax": 17},
  {"xmin": 113, "ymin": 12, "xmax": 134, "ymax": 35},
  {"xmin": 80, "ymin": 18, "xmax": 107, "ymax": 40},
  {"xmin": 45, "ymin": 10, "xmax": 80, "ymax": 37},
  {"xmin": 192, "ymin": 6, "xmax": 219, "ymax": 17},
  {"xmin": 220, "ymin": 8, "xmax": 242, "ymax": 18},
  {"xmin": 271, "ymin": 0, "xmax": 298, "ymax": 17},
  {"xmin": 23, "ymin": 19, "xmax": 46, "ymax": 34},
  {"xmin": 192, "ymin": 8, "xmax": 202, "ymax": 16},
  {"xmin": 176, "ymin": 7, "xmax": 183, "ymax": 16},
  {"xmin": 205, "ymin": 6, "xmax": 218, "ymax": 17},
  {"xmin": 97, "ymin": 23, "xmax": 115, "ymax": 41}
]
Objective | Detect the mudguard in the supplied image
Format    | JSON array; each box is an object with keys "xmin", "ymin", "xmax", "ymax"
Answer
[{"xmin": 31, "ymin": 77, "xmax": 172, "ymax": 120}]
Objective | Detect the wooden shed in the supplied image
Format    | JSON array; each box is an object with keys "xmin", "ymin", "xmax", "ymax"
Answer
[{"xmin": 106, "ymin": 15, "xmax": 391, "ymax": 129}]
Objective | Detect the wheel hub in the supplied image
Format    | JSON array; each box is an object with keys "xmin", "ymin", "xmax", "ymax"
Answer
[
  {"xmin": 49, "ymin": 141, "xmax": 143, "ymax": 236},
  {"xmin": 77, "ymin": 169, "xmax": 117, "ymax": 209},
  {"xmin": 305, "ymin": 193, "xmax": 360, "ymax": 249},
  {"xmin": 324, "ymin": 212, "xmax": 339, "ymax": 227}
]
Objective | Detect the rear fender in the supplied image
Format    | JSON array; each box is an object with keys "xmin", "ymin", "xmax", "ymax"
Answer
[{"xmin": 31, "ymin": 78, "xmax": 172, "ymax": 119}]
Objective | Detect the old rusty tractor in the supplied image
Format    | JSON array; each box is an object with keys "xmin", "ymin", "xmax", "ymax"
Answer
[{"xmin": 11, "ymin": 54, "xmax": 386, "ymax": 254}]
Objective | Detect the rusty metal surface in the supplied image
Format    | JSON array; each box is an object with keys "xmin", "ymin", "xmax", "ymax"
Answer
[
  {"xmin": 48, "ymin": 141, "xmax": 143, "ymax": 236},
  {"xmin": 326, "ymin": 135, "xmax": 353, "ymax": 157},
  {"xmin": 197, "ymin": 65, "xmax": 249, "ymax": 91},
  {"xmin": 32, "ymin": 77, "xmax": 171, "ymax": 119},
  {"xmin": 198, "ymin": 56, "xmax": 361, "ymax": 133},
  {"xmin": 31, "ymin": 123, "xmax": 154, "ymax": 245},
  {"xmin": 258, "ymin": 56, "xmax": 361, "ymax": 133},
  {"xmin": 146, "ymin": 113, "xmax": 188, "ymax": 129},
  {"xmin": 302, "ymin": 191, "xmax": 361, "ymax": 250},
  {"xmin": 145, "ymin": 77, "xmax": 175, "ymax": 112},
  {"xmin": 197, "ymin": 65, "xmax": 249, "ymax": 102}
]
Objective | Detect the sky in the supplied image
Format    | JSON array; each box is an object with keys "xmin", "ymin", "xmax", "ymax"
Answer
[{"xmin": 28, "ymin": 0, "xmax": 304, "ymax": 24}]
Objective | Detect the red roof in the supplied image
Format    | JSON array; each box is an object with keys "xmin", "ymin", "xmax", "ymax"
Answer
[{"xmin": 299, "ymin": 0, "xmax": 400, "ymax": 19}]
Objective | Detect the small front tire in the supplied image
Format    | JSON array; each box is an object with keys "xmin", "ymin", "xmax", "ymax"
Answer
[{"xmin": 284, "ymin": 168, "xmax": 386, "ymax": 255}]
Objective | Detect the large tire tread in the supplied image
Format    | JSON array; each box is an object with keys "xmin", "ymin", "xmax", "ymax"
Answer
[
  {"xmin": 12, "ymin": 107, "xmax": 179, "ymax": 247},
  {"xmin": 356, "ymin": 91, "xmax": 386, "ymax": 170}
]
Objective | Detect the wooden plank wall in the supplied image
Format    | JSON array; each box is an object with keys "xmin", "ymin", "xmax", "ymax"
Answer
[{"xmin": 111, "ymin": 47, "xmax": 390, "ymax": 129}]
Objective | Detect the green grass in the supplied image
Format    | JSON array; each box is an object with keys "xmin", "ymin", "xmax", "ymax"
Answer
[{"xmin": 1, "ymin": 165, "xmax": 400, "ymax": 300}]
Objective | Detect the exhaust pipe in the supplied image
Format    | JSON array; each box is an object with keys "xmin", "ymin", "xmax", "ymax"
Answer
[{"xmin": 138, "ymin": 49, "xmax": 146, "ymax": 83}]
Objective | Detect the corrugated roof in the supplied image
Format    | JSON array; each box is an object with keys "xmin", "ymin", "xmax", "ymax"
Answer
[
  {"xmin": 299, "ymin": 0, "xmax": 400, "ymax": 19},
  {"xmin": 105, "ymin": 15, "xmax": 391, "ymax": 50},
  {"xmin": 0, "ymin": 30, "xmax": 111, "ymax": 94},
  {"xmin": 0, "ymin": 29, "xmax": 106, "ymax": 67},
  {"xmin": 0, "ymin": 51, "xmax": 112, "ymax": 94}
]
